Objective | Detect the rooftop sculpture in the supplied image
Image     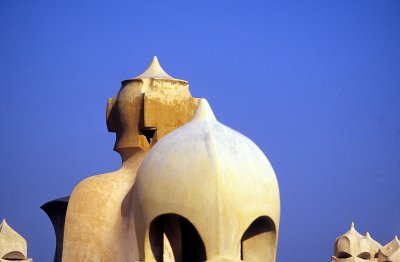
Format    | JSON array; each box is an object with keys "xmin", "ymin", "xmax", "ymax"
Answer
[
  {"xmin": 132, "ymin": 99, "xmax": 280, "ymax": 261},
  {"xmin": 62, "ymin": 57, "xmax": 200, "ymax": 261},
  {"xmin": 332, "ymin": 223, "xmax": 399, "ymax": 262},
  {"xmin": 4, "ymin": 56, "xmax": 392, "ymax": 261},
  {"xmin": 57, "ymin": 57, "xmax": 280, "ymax": 261},
  {"xmin": 0, "ymin": 219, "xmax": 32, "ymax": 262},
  {"xmin": 41, "ymin": 197, "xmax": 69, "ymax": 262},
  {"xmin": 34, "ymin": 57, "xmax": 398, "ymax": 262}
]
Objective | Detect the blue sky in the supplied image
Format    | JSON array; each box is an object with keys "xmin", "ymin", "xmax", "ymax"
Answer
[{"xmin": 0, "ymin": 1, "xmax": 399, "ymax": 261}]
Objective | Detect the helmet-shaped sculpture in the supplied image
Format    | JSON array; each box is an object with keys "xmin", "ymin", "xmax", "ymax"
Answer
[
  {"xmin": 106, "ymin": 56, "xmax": 199, "ymax": 153},
  {"xmin": 332, "ymin": 223, "xmax": 381, "ymax": 262},
  {"xmin": 133, "ymin": 99, "xmax": 280, "ymax": 261}
]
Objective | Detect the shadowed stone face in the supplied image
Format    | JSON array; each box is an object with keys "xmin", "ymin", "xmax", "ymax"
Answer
[
  {"xmin": 106, "ymin": 57, "xmax": 198, "ymax": 152},
  {"xmin": 107, "ymin": 79, "xmax": 148, "ymax": 150}
]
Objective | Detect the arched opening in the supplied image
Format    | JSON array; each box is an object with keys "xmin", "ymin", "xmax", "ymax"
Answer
[
  {"xmin": 241, "ymin": 216, "xmax": 276, "ymax": 261},
  {"xmin": 337, "ymin": 251, "xmax": 352, "ymax": 259},
  {"xmin": 357, "ymin": 252, "xmax": 371, "ymax": 260},
  {"xmin": 149, "ymin": 214, "xmax": 206, "ymax": 262},
  {"xmin": 2, "ymin": 251, "xmax": 26, "ymax": 260},
  {"xmin": 335, "ymin": 236, "xmax": 351, "ymax": 259}
]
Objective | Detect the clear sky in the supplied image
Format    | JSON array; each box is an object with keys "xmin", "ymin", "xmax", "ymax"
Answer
[{"xmin": 0, "ymin": 1, "xmax": 399, "ymax": 261}]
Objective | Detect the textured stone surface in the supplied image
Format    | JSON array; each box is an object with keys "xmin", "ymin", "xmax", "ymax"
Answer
[
  {"xmin": 62, "ymin": 57, "xmax": 198, "ymax": 262},
  {"xmin": 62, "ymin": 58, "xmax": 280, "ymax": 261},
  {"xmin": 0, "ymin": 219, "xmax": 32, "ymax": 261},
  {"xmin": 378, "ymin": 236, "xmax": 400, "ymax": 262},
  {"xmin": 332, "ymin": 223, "xmax": 400, "ymax": 262},
  {"xmin": 133, "ymin": 99, "xmax": 280, "ymax": 261}
]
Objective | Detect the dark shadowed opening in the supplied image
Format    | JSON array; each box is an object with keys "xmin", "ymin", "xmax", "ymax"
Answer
[
  {"xmin": 150, "ymin": 214, "xmax": 206, "ymax": 262},
  {"xmin": 241, "ymin": 216, "xmax": 276, "ymax": 261},
  {"xmin": 140, "ymin": 128, "xmax": 156, "ymax": 143},
  {"xmin": 2, "ymin": 251, "xmax": 26, "ymax": 260},
  {"xmin": 337, "ymin": 252, "xmax": 352, "ymax": 259},
  {"xmin": 357, "ymin": 252, "xmax": 371, "ymax": 259}
]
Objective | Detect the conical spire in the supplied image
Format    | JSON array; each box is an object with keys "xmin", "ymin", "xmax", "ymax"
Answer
[
  {"xmin": 193, "ymin": 99, "xmax": 216, "ymax": 121},
  {"xmin": 134, "ymin": 56, "xmax": 175, "ymax": 80},
  {"xmin": 345, "ymin": 222, "xmax": 363, "ymax": 238},
  {"xmin": 0, "ymin": 219, "xmax": 7, "ymax": 230},
  {"xmin": 390, "ymin": 235, "xmax": 400, "ymax": 246},
  {"xmin": 0, "ymin": 219, "xmax": 11, "ymax": 233},
  {"xmin": 335, "ymin": 222, "xmax": 363, "ymax": 244},
  {"xmin": 363, "ymin": 231, "xmax": 382, "ymax": 250}
]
